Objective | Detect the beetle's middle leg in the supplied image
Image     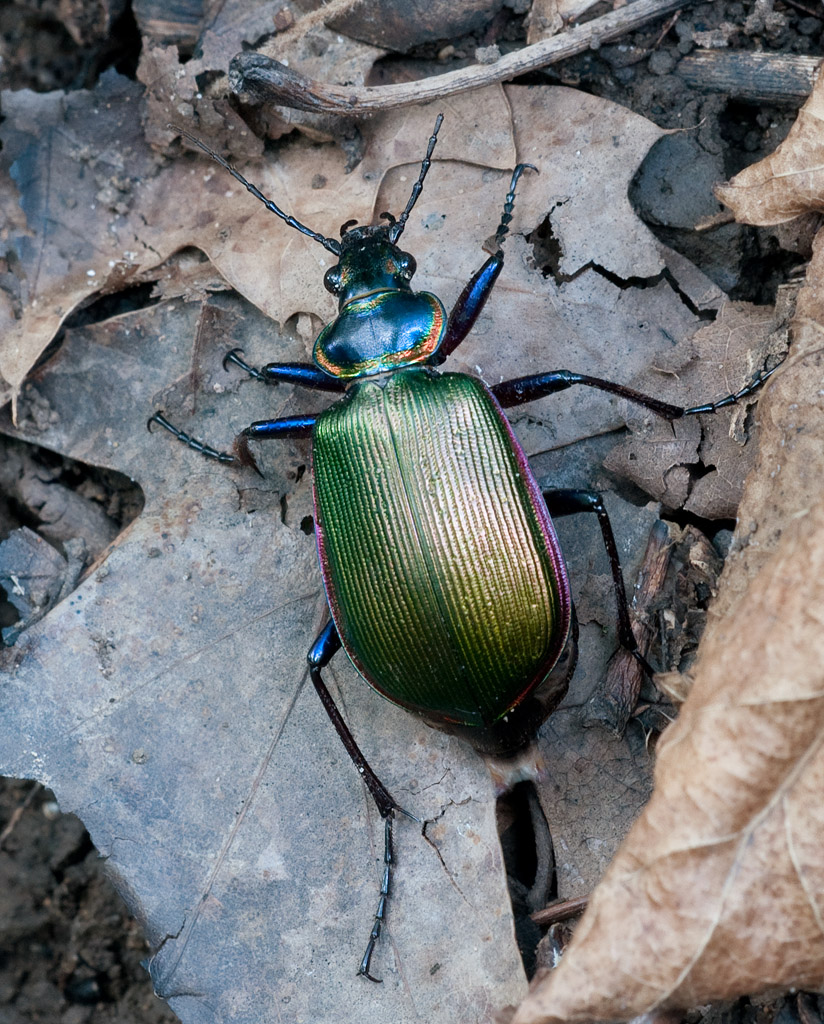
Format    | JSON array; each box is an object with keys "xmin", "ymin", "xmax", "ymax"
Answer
[
  {"xmin": 433, "ymin": 163, "xmax": 536, "ymax": 365},
  {"xmin": 542, "ymin": 489, "xmax": 654, "ymax": 677},
  {"xmin": 149, "ymin": 412, "xmax": 317, "ymax": 475},
  {"xmin": 308, "ymin": 619, "xmax": 416, "ymax": 982},
  {"xmin": 491, "ymin": 365, "xmax": 779, "ymax": 417}
]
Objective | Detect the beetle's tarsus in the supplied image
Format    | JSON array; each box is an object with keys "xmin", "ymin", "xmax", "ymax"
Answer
[
  {"xmin": 224, "ymin": 348, "xmax": 268, "ymax": 381},
  {"xmin": 358, "ymin": 968, "xmax": 383, "ymax": 984},
  {"xmin": 681, "ymin": 360, "xmax": 781, "ymax": 417},
  {"xmin": 355, "ymin": 816, "xmax": 394, "ymax": 983},
  {"xmin": 148, "ymin": 411, "xmax": 235, "ymax": 463},
  {"xmin": 492, "ymin": 162, "xmax": 538, "ymax": 250}
]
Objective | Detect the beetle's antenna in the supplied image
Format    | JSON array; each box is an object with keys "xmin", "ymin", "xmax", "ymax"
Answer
[
  {"xmin": 388, "ymin": 113, "xmax": 444, "ymax": 245},
  {"xmin": 169, "ymin": 124, "xmax": 342, "ymax": 256}
]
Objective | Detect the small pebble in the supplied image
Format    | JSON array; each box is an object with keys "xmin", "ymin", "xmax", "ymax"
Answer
[
  {"xmin": 648, "ymin": 50, "xmax": 677, "ymax": 76},
  {"xmin": 42, "ymin": 800, "xmax": 62, "ymax": 820},
  {"xmin": 798, "ymin": 16, "xmax": 822, "ymax": 35},
  {"xmin": 475, "ymin": 45, "xmax": 501, "ymax": 64}
]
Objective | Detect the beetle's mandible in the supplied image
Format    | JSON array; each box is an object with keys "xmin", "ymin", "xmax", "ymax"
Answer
[{"xmin": 151, "ymin": 115, "xmax": 778, "ymax": 981}]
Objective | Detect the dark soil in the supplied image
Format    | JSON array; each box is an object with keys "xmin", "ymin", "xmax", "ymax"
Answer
[
  {"xmin": 0, "ymin": 778, "xmax": 177, "ymax": 1024},
  {"xmin": 0, "ymin": 0, "xmax": 820, "ymax": 1021}
]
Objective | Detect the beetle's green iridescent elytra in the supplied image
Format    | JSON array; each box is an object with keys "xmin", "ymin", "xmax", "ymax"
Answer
[{"xmin": 313, "ymin": 367, "xmax": 572, "ymax": 747}]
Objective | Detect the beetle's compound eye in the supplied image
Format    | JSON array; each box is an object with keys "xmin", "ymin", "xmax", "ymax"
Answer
[
  {"xmin": 324, "ymin": 265, "xmax": 343, "ymax": 295},
  {"xmin": 398, "ymin": 251, "xmax": 417, "ymax": 280}
]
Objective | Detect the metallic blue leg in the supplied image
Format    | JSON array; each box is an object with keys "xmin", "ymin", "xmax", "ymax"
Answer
[
  {"xmin": 543, "ymin": 489, "xmax": 654, "ymax": 677},
  {"xmin": 307, "ymin": 620, "xmax": 404, "ymax": 821},
  {"xmin": 433, "ymin": 163, "xmax": 536, "ymax": 364},
  {"xmin": 493, "ymin": 366, "xmax": 780, "ymax": 418},
  {"xmin": 235, "ymin": 416, "xmax": 316, "ymax": 472},
  {"xmin": 224, "ymin": 348, "xmax": 346, "ymax": 392},
  {"xmin": 240, "ymin": 416, "xmax": 316, "ymax": 440},
  {"xmin": 307, "ymin": 620, "xmax": 417, "ymax": 982},
  {"xmin": 150, "ymin": 410, "xmax": 317, "ymax": 471},
  {"xmin": 433, "ymin": 255, "xmax": 503, "ymax": 364}
]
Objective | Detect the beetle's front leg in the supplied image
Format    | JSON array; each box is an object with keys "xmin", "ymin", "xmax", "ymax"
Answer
[
  {"xmin": 432, "ymin": 163, "xmax": 535, "ymax": 365},
  {"xmin": 223, "ymin": 349, "xmax": 346, "ymax": 393},
  {"xmin": 308, "ymin": 620, "xmax": 416, "ymax": 982},
  {"xmin": 543, "ymin": 489, "xmax": 654, "ymax": 677}
]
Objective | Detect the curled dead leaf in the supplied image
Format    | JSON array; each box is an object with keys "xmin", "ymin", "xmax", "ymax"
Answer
[
  {"xmin": 715, "ymin": 70, "xmax": 824, "ymax": 226},
  {"xmin": 514, "ymin": 488, "xmax": 824, "ymax": 1024},
  {"xmin": 513, "ymin": 205, "xmax": 824, "ymax": 1024}
]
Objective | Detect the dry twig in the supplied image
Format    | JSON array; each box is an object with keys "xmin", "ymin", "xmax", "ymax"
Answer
[
  {"xmin": 531, "ymin": 894, "xmax": 590, "ymax": 927},
  {"xmin": 229, "ymin": 0, "xmax": 694, "ymax": 113}
]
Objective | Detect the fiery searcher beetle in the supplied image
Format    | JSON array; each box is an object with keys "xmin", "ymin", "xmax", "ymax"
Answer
[{"xmin": 152, "ymin": 114, "xmax": 777, "ymax": 980}]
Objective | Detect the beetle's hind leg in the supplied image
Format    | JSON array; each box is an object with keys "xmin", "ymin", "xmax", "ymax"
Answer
[
  {"xmin": 543, "ymin": 489, "xmax": 655, "ymax": 677},
  {"xmin": 358, "ymin": 817, "xmax": 393, "ymax": 983},
  {"xmin": 308, "ymin": 620, "xmax": 417, "ymax": 981},
  {"xmin": 492, "ymin": 363, "xmax": 781, "ymax": 418}
]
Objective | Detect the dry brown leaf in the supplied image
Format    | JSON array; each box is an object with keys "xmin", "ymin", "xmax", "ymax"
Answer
[
  {"xmin": 715, "ymin": 70, "xmax": 824, "ymax": 226},
  {"xmin": 323, "ymin": 0, "xmax": 504, "ymax": 53},
  {"xmin": 514, "ymin": 491, "xmax": 824, "ymax": 1024},
  {"xmin": 603, "ymin": 300, "xmax": 785, "ymax": 518},
  {"xmin": 0, "ymin": 81, "xmax": 515, "ymax": 410},
  {"xmin": 513, "ymin": 203, "xmax": 824, "ymax": 1024},
  {"xmin": 710, "ymin": 232, "xmax": 824, "ymax": 627}
]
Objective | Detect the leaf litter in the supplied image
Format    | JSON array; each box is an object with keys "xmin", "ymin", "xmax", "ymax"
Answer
[
  {"xmin": 0, "ymin": 57, "xmax": 790, "ymax": 1024},
  {"xmin": 509, "ymin": 70, "xmax": 824, "ymax": 1024}
]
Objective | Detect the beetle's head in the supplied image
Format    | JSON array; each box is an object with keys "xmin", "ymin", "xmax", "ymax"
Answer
[
  {"xmin": 323, "ymin": 219, "xmax": 417, "ymax": 310},
  {"xmin": 167, "ymin": 116, "xmax": 446, "ymax": 381},
  {"xmin": 312, "ymin": 216, "xmax": 445, "ymax": 380}
]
